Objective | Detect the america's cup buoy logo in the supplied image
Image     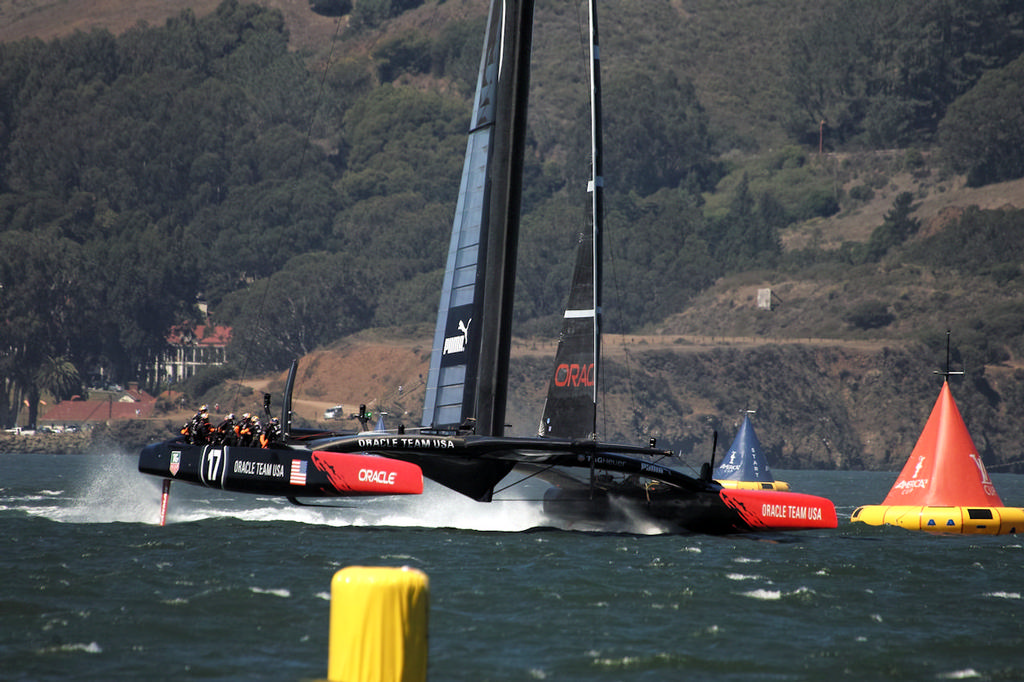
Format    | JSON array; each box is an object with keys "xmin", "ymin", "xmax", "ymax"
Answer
[{"xmin": 969, "ymin": 452, "xmax": 997, "ymax": 496}]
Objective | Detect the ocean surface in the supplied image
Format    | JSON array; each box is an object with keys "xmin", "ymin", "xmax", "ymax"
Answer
[{"xmin": 2, "ymin": 452, "xmax": 1023, "ymax": 682}]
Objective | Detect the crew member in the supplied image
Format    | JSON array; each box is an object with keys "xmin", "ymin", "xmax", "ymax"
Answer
[
  {"xmin": 183, "ymin": 405, "xmax": 213, "ymax": 444},
  {"xmin": 260, "ymin": 418, "xmax": 280, "ymax": 448},
  {"xmin": 236, "ymin": 413, "xmax": 255, "ymax": 447},
  {"xmin": 215, "ymin": 413, "xmax": 237, "ymax": 446}
]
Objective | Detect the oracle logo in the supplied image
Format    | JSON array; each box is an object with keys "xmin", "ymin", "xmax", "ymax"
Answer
[
  {"xmin": 358, "ymin": 469, "xmax": 397, "ymax": 485},
  {"xmin": 554, "ymin": 363, "xmax": 594, "ymax": 387}
]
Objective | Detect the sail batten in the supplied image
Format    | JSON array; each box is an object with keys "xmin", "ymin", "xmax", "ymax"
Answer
[{"xmin": 564, "ymin": 309, "xmax": 596, "ymax": 319}]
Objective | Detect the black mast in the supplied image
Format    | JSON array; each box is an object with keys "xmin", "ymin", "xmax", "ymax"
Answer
[{"xmin": 588, "ymin": 0, "xmax": 604, "ymax": 440}]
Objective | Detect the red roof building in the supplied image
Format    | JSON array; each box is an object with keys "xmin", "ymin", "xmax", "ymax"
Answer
[
  {"xmin": 145, "ymin": 324, "xmax": 232, "ymax": 386},
  {"xmin": 40, "ymin": 382, "xmax": 157, "ymax": 426}
]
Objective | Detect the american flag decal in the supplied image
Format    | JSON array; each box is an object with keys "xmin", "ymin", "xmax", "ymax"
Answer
[{"xmin": 289, "ymin": 459, "xmax": 307, "ymax": 486}]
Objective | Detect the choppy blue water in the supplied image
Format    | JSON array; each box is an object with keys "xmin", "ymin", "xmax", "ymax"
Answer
[{"xmin": 2, "ymin": 453, "xmax": 1023, "ymax": 682}]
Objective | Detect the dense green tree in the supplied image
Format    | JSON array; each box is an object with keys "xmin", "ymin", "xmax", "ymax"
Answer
[
  {"xmin": 5, "ymin": 0, "xmax": 1024, "ymax": 401},
  {"xmin": 0, "ymin": 228, "xmax": 96, "ymax": 426},
  {"xmin": 786, "ymin": 0, "xmax": 1024, "ymax": 147},
  {"xmin": 219, "ymin": 252, "xmax": 373, "ymax": 371},
  {"xmin": 604, "ymin": 188, "xmax": 713, "ymax": 330},
  {"xmin": 598, "ymin": 66, "xmax": 720, "ymax": 197},
  {"xmin": 350, "ymin": 0, "xmax": 426, "ymax": 31},
  {"xmin": 373, "ymin": 33, "xmax": 433, "ymax": 82},
  {"xmin": 706, "ymin": 174, "xmax": 784, "ymax": 273},
  {"xmin": 514, "ymin": 199, "xmax": 585, "ymax": 328},
  {"xmin": 333, "ymin": 192, "xmax": 450, "ymax": 266},
  {"xmin": 0, "ymin": 1, "xmax": 339, "ymax": 388},
  {"xmin": 844, "ymin": 300, "xmax": 894, "ymax": 330},
  {"xmin": 337, "ymin": 85, "xmax": 467, "ymax": 205},
  {"xmin": 905, "ymin": 206, "xmax": 1024, "ymax": 275},
  {"xmin": 939, "ymin": 54, "xmax": 1024, "ymax": 186},
  {"xmin": 309, "ymin": 0, "xmax": 352, "ymax": 18},
  {"xmin": 430, "ymin": 17, "xmax": 490, "ymax": 96},
  {"xmin": 838, "ymin": 192, "xmax": 920, "ymax": 265}
]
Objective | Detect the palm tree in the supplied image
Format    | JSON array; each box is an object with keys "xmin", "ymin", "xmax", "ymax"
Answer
[
  {"xmin": 37, "ymin": 355, "xmax": 80, "ymax": 402},
  {"xmin": 31, "ymin": 356, "xmax": 81, "ymax": 427}
]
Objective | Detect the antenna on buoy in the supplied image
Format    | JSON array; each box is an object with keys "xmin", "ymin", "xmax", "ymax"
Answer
[{"xmin": 934, "ymin": 330, "xmax": 965, "ymax": 381}]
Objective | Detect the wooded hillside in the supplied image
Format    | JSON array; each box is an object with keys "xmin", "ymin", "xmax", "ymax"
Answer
[{"xmin": 3, "ymin": 0, "xmax": 1024, "ymax": 471}]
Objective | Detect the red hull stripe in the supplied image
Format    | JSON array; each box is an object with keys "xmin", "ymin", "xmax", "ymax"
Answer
[
  {"xmin": 719, "ymin": 489, "xmax": 838, "ymax": 529},
  {"xmin": 311, "ymin": 452, "xmax": 424, "ymax": 495}
]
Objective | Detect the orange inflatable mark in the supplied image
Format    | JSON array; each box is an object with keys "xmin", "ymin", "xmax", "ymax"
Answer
[{"xmin": 881, "ymin": 381, "xmax": 1003, "ymax": 508}]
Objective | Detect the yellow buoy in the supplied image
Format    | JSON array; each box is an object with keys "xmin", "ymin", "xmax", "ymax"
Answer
[
  {"xmin": 851, "ymin": 505, "xmax": 1024, "ymax": 535},
  {"xmin": 716, "ymin": 479, "xmax": 790, "ymax": 491},
  {"xmin": 328, "ymin": 566, "xmax": 429, "ymax": 682}
]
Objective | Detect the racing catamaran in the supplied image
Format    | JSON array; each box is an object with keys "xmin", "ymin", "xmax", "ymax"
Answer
[
  {"xmin": 139, "ymin": 0, "xmax": 836, "ymax": 533},
  {"xmin": 138, "ymin": 360, "xmax": 424, "ymax": 501}
]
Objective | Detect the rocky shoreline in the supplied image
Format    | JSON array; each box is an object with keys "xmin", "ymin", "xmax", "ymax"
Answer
[{"xmin": 1, "ymin": 420, "xmax": 180, "ymax": 455}]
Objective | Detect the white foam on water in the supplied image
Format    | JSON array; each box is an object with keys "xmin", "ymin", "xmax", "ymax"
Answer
[
  {"xmin": 741, "ymin": 588, "xmax": 782, "ymax": 600},
  {"xmin": 36, "ymin": 641, "xmax": 103, "ymax": 655},
  {"xmin": 35, "ymin": 453, "xmax": 556, "ymax": 531},
  {"xmin": 740, "ymin": 586, "xmax": 816, "ymax": 602},
  {"xmin": 725, "ymin": 573, "xmax": 762, "ymax": 581},
  {"xmin": 25, "ymin": 452, "xmax": 688, "ymax": 534},
  {"xmin": 55, "ymin": 455, "xmax": 170, "ymax": 524},
  {"xmin": 982, "ymin": 591, "xmax": 1021, "ymax": 599}
]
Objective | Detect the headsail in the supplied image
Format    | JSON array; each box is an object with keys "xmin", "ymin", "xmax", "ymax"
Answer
[
  {"xmin": 422, "ymin": 0, "xmax": 535, "ymax": 436},
  {"xmin": 538, "ymin": 0, "xmax": 603, "ymax": 441},
  {"xmin": 539, "ymin": 233, "xmax": 597, "ymax": 439}
]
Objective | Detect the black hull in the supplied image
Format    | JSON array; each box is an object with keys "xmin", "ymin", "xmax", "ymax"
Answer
[
  {"xmin": 306, "ymin": 432, "xmax": 837, "ymax": 533},
  {"xmin": 542, "ymin": 482, "xmax": 764, "ymax": 535},
  {"xmin": 138, "ymin": 438, "xmax": 423, "ymax": 497}
]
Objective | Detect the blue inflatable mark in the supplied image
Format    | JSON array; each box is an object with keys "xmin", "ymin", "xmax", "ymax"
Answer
[{"xmin": 714, "ymin": 415, "xmax": 775, "ymax": 483}]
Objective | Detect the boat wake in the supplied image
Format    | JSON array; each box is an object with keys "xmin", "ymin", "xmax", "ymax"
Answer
[
  {"xmin": 18, "ymin": 454, "xmax": 677, "ymax": 534},
  {"xmin": 30, "ymin": 455, "xmax": 556, "ymax": 531}
]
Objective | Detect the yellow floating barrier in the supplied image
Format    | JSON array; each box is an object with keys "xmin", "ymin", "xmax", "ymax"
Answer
[
  {"xmin": 716, "ymin": 479, "xmax": 790, "ymax": 492},
  {"xmin": 852, "ymin": 379, "xmax": 1024, "ymax": 536},
  {"xmin": 328, "ymin": 566, "xmax": 429, "ymax": 682},
  {"xmin": 852, "ymin": 505, "xmax": 1024, "ymax": 535}
]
